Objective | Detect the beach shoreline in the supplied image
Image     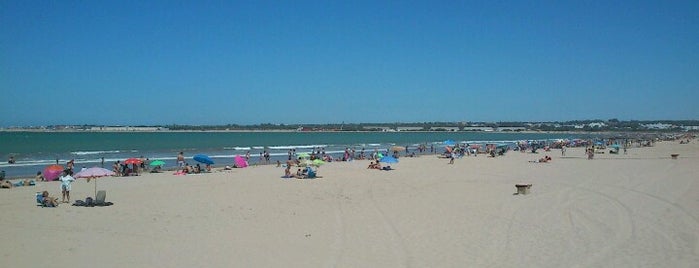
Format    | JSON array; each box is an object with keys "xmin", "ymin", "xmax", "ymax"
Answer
[{"xmin": 1, "ymin": 139, "xmax": 698, "ymax": 267}]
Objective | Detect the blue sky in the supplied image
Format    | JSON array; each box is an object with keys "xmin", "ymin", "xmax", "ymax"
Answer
[{"xmin": 1, "ymin": 1, "xmax": 697, "ymax": 126}]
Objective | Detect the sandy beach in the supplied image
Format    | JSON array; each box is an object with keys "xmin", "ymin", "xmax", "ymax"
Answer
[{"xmin": 1, "ymin": 140, "xmax": 698, "ymax": 267}]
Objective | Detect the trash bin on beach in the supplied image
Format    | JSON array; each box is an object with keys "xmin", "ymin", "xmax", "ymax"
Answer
[{"xmin": 515, "ymin": 184, "xmax": 532, "ymax": 195}]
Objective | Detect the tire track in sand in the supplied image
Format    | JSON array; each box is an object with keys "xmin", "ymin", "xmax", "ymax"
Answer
[
  {"xmin": 325, "ymin": 178, "xmax": 350, "ymax": 267},
  {"xmin": 367, "ymin": 178, "xmax": 414, "ymax": 267}
]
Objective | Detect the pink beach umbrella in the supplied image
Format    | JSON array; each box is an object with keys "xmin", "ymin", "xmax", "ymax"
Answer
[
  {"xmin": 74, "ymin": 167, "xmax": 116, "ymax": 198},
  {"xmin": 43, "ymin": 164, "xmax": 65, "ymax": 181},
  {"xmin": 234, "ymin": 155, "xmax": 248, "ymax": 168},
  {"xmin": 74, "ymin": 167, "xmax": 115, "ymax": 178}
]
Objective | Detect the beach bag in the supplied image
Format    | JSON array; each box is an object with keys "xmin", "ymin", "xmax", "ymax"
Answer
[{"xmin": 85, "ymin": 197, "xmax": 94, "ymax": 206}]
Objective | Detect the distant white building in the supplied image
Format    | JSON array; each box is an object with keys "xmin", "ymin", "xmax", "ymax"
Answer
[
  {"xmin": 397, "ymin": 127, "xmax": 424, "ymax": 131},
  {"xmin": 463, "ymin": 126, "xmax": 494, "ymax": 132},
  {"xmin": 89, "ymin": 126, "xmax": 163, "ymax": 131},
  {"xmin": 496, "ymin": 127, "xmax": 526, "ymax": 132},
  {"xmin": 363, "ymin": 126, "xmax": 393, "ymax": 131},
  {"xmin": 642, "ymin": 123, "xmax": 673, "ymax": 130},
  {"xmin": 429, "ymin": 127, "xmax": 459, "ymax": 131}
]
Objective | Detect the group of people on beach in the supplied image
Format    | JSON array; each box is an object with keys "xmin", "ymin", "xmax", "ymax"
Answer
[
  {"xmin": 32, "ymin": 170, "xmax": 75, "ymax": 207},
  {"xmin": 283, "ymin": 165, "xmax": 321, "ymax": 179}
]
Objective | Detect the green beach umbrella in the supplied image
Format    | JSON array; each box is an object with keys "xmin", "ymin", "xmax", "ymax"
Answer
[
  {"xmin": 297, "ymin": 153, "xmax": 310, "ymax": 159},
  {"xmin": 149, "ymin": 160, "xmax": 166, "ymax": 166}
]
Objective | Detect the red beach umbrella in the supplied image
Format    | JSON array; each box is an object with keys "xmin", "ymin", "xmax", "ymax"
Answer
[
  {"xmin": 43, "ymin": 165, "xmax": 65, "ymax": 181},
  {"xmin": 124, "ymin": 158, "xmax": 143, "ymax": 165}
]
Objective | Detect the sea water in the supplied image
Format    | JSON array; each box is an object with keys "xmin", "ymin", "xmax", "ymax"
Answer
[{"xmin": 0, "ymin": 131, "xmax": 593, "ymax": 178}]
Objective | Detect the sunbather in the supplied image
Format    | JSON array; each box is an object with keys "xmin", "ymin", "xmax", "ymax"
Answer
[
  {"xmin": 293, "ymin": 168, "xmax": 305, "ymax": 179},
  {"xmin": 530, "ymin": 155, "xmax": 552, "ymax": 163},
  {"xmin": 39, "ymin": 191, "xmax": 59, "ymax": 207}
]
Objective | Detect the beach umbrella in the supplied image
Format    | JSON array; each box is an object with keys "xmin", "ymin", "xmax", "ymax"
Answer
[
  {"xmin": 390, "ymin": 146, "xmax": 406, "ymax": 152},
  {"xmin": 149, "ymin": 160, "xmax": 166, "ymax": 166},
  {"xmin": 74, "ymin": 167, "xmax": 116, "ymax": 198},
  {"xmin": 43, "ymin": 164, "xmax": 64, "ymax": 181},
  {"xmin": 379, "ymin": 156, "xmax": 399, "ymax": 163},
  {"xmin": 234, "ymin": 155, "xmax": 248, "ymax": 168},
  {"xmin": 74, "ymin": 167, "xmax": 115, "ymax": 178},
  {"xmin": 124, "ymin": 158, "xmax": 143, "ymax": 165},
  {"xmin": 297, "ymin": 152, "xmax": 310, "ymax": 159},
  {"xmin": 298, "ymin": 159, "xmax": 313, "ymax": 167},
  {"xmin": 193, "ymin": 154, "xmax": 214, "ymax": 165},
  {"xmin": 444, "ymin": 140, "xmax": 456, "ymax": 146}
]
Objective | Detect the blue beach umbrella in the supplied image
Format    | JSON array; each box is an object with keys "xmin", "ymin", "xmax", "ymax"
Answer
[
  {"xmin": 193, "ymin": 154, "xmax": 214, "ymax": 165},
  {"xmin": 444, "ymin": 140, "xmax": 456, "ymax": 146},
  {"xmin": 379, "ymin": 156, "xmax": 399, "ymax": 163}
]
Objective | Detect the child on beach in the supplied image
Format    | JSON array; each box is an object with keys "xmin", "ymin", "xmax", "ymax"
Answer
[{"xmin": 59, "ymin": 172, "xmax": 75, "ymax": 203}]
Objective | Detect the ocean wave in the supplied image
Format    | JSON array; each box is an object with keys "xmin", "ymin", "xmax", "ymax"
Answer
[
  {"xmin": 267, "ymin": 144, "xmax": 327, "ymax": 150},
  {"xmin": 71, "ymin": 150, "xmax": 121, "ymax": 155},
  {"xmin": 228, "ymin": 147, "xmax": 251, "ymax": 151}
]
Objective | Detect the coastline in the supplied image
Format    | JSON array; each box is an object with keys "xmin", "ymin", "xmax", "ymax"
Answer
[{"xmin": 1, "ymin": 140, "xmax": 697, "ymax": 267}]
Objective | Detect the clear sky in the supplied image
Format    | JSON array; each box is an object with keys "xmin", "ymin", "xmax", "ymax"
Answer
[{"xmin": 1, "ymin": 1, "xmax": 698, "ymax": 126}]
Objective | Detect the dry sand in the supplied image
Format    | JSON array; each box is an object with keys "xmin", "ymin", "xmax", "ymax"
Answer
[{"xmin": 1, "ymin": 141, "xmax": 698, "ymax": 267}]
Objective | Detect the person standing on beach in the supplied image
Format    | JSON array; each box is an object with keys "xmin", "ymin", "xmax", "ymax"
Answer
[
  {"xmin": 177, "ymin": 152, "xmax": 185, "ymax": 170},
  {"xmin": 59, "ymin": 171, "xmax": 75, "ymax": 203},
  {"xmin": 561, "ymin": 145, "xmax": 567, "ymax": 156},
  {"xmin": 67, "ymin": 159, "xmax": 75, "ymax": 171},
  {"xmin": 101, "ymin": 157, "xmax": 105, "ymax": 168}
]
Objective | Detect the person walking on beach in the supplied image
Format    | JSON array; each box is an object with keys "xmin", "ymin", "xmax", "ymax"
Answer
[
  {"xmin": 59, "ymin": 171, "xmax": 75, "ymax": 203},
  {"xmin": 177, "ymin": 152, "xmax": 185, "ymax": 169}
]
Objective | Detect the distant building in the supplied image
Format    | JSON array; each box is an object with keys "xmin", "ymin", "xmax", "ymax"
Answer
[
  {"xmin": 89, "ymin": 126, "xmax": 164, "ymax": 131},
  {"xmin": 496, "ymin": 127, "xmax": 526, "ymax": 132},
  {"xmin": 642, "ymin": 123, "xmax": 673, "ymax": 130},
  {"xmin": 363, "ymin": 126, "xmax": 393, "ymax": 132},
  {"xmin": 588, "ymin": 122, "xmax": 607, "ymax": 128},
  {"xmin": 397, "ymin": 127, "xmax": 424, "ymax": 131},
  {"xmin": 429, "ymin": 127, "xmax": 459, "ymax": 131},
  {"xmin": 462, "ymin": 126, "xmax": 494, "ymax": 132}
]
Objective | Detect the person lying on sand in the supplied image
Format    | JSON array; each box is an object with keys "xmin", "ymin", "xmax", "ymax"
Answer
[
  {"xmin": 367, "ymin": 161, "xmax": 377, "ymax": 169},
  {"xmin": 530, "ymin": 155, "xmax": 552, "ymax": 163},
  {"xmin": 293, "ymin": 168, "xmax": 305, "ymax": 179},
  {"xmin": 39, "ymin": 191, "xmax": 59, "ymax": 207}
]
